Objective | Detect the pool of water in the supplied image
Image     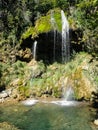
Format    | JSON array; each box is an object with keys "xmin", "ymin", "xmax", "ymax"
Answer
[{"xmin": 0, "ymin": 101, "xmax": 97, "ymax": 130}]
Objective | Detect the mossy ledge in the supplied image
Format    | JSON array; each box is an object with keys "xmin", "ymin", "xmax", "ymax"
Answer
[{"xmin": 20, "ymin": 8, "xmax": 63, "ymax": 42}]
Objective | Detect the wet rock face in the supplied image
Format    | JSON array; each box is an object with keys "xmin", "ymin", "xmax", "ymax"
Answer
[
  {"xmin": 16, "ymin": 37, "xmax": 33, "ymax": 62},
  {"xmin": 36, "ymin": 32, "xmax": 62, "ymax": 64},
  {"xmin": 20, "ymin": 32, "xmax": 62, "ymax": 64},
  {"xmin": 0, "ymin": 89, "xmax": 12, "ymax": 103},
  {"xmin": 0, "ymin": 88, "xmax": 19, "ymax": 103},
  {"xmin": 0, "ymin": 38, "xmax": 33, "ymax": 63}
]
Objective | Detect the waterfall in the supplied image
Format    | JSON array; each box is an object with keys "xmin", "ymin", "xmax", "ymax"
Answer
[
  {"xmin": 61, "ymin": 10, "xmax": 70, "ymax": 63},
  {"xmin": 33, "ymin": 41, "xmax": 37, "ymax": 60}
]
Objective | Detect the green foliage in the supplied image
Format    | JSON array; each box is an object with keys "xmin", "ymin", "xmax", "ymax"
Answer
[
  {"xmin": 0, "ymin": 0, "xmax": 97, "ymax": 56},
  {"xmin": 0, "ymin": 51, "xmax": 97, "ymax": 100},
  {"xmin": 34, "ymin": 0, "xmax": 54, "ymax": 14},
  {"xmin": 12, "ymin": 61, "xmax": 26, "ymax": 77},
  {"xmin": 0, "ymin": 62, "xmax": 10, "ymax": 88},
  {"xmin": 0, "ymin": 61, "xmax": 26, "ymax": 89},
  {"xmin": 30, "ymin": 52, "xmax": 97, "ymax": 99},
  {"xmin": 0, "ymin": 0, "xmax": 35, "ymax": 45},
  {"xmin": 70, "ymin": 0, "xmax": 98, "ymax": 54},
  {"xmin": 18, "ymin": 85, "xmax": 31, "ymax": 98}
]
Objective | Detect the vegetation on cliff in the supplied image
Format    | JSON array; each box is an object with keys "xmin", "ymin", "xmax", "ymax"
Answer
[{"xmin": 0, "ymin": 52, "xmax": 97, "ymax": 100}]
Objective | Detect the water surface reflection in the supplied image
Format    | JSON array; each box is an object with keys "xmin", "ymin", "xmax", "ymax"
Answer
[{"xmin": 0, "ymin": 102, "xmax": 97, "ymax": 130}]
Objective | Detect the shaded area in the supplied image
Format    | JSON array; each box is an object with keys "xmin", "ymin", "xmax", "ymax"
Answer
[
  {"xmin": 19, "ymin": 31, "xmax": 62, "ymax": 64},
  {"xmin": 70, "ymin": 29, "xmax": 84, "ymax": 53},
  {"xmin": 36, "ymin": 32, "xmax": 62, "ymax": 64},
  {"xmin": 19, "ymin": 29, "xmax": 84, "ymax": 64}
]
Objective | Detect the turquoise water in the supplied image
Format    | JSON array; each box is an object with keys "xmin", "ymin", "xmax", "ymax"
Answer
[{"xmin": 0, "ymin": 102, "xmax": 97, "ymax": 130}]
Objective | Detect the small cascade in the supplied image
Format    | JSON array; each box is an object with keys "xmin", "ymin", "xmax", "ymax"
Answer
[
  {"xmin": 51, "ymin": 87, "xmax": 76, "ymax": 106},
  {"xmin": 63, "ymin": 87, "xmax": 74, "ymax": 101},
  {"xmin": 61, "ymin": 10, "xmax": 70, "ymax": 63},
  {"xmin": 33, "ymin": 41, "xmax": 37, "ymax": 60},
  {"xmin": 22, "ymin": 86, "xmax": 77, "ymax": 107}
]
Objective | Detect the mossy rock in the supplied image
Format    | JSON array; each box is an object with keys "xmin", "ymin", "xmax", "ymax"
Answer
[
  {"xmin": 36, "ymin": 8, "xmax": 62, "ymax": 33},
  {"xmin": 35, "ymin": 15, "xmax": 51, "ymax": 34},
  {"xmin": 21, "ymin": 8, "xmax": 62, "ymax": 41}
]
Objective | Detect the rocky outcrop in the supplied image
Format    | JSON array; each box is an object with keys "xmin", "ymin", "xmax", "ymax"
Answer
[
  {"xmin": 0, "ymin": 87, "xmax": 19, "ymax": 103},
  {"xmin": 17, "ymin": 48, "xmax": 33, "ymax": 62},
  {"xmin": 0, "ymin": 44, "xmax": 17, "ymax": 63}
]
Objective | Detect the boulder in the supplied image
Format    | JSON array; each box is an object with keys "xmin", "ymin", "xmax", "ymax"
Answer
[
  {"xmin": 0, "ymin": 91, "xmax": 8, "ymax": 98},
  {"xmin": 94, "ymin": 119, "xmax": 98, "ymax": 126}
]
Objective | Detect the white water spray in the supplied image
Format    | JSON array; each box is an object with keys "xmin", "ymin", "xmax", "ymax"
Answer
[
  {"xmin": 61, "ymin": 10, "xmax": 70, "ymax": 63},
  {"xmin": 63, "ymin": 87, "xmax": 74, "ymax": 101},
  {"xmin": 33, "ymin": 41, "xmax": 37, "ymax": 60},
  {"xmin": 51, "ymin": 86, "xmax": 76, "ymax": 106}
]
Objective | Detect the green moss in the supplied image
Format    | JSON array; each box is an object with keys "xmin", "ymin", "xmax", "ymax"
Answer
[
  {"xmin": 54, "ymin": 13, "xmax": 62, "ymax": 31},
  {"xmin": 35, "ymin": 15, "xmax": 51, "ymax": 33},
  {"xmin": 52, "ymin": 8, "xmax": 62, "ymax": 31},
  {"xmin": 21, "ymin": 27, "xmax": 38, "ymax": 41},
  {"xmin": 35, "ymin": 9, "xmax": 62, "ymax": 34},
  {"xmin": 20, "ymin": 8, "xmax": 63, "ymax": 41}
]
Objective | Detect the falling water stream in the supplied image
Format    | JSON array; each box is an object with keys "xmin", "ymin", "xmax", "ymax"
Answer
[
  {"xmin": 63, "ymin": 87, "xmax": 74, "ymax": 101},
  {"xmin": 61, "ymin": 10, "xmax": 70, "ymax": 63},
  {"xmin": 50, "ymin": 10, "xmax": 70, "ymax": 63},
  {"xmin": 33, "ymin": 41, "xmax": 37, "ymax": 60}
]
